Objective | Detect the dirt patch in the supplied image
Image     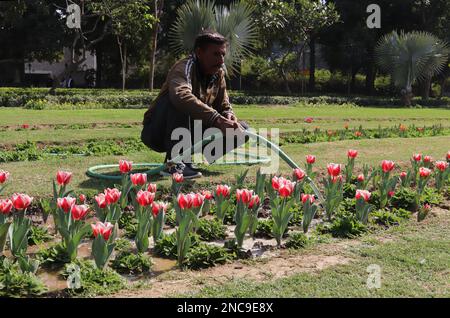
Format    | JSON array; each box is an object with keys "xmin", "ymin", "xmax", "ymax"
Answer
[{"xmin": 108, "ymin": 240, "xmax": 353, "ymax": 298}]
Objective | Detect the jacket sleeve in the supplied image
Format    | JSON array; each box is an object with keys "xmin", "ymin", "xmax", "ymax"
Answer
[
  {"xmin": 168, "ymin": 61, "xmax": 221, "ymax": 126},
  {"xmin": 213, "ymin": 75, "xmax": 234, "ymax": 118}
]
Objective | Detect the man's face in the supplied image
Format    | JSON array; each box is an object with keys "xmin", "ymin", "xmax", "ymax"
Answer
[{"xmin": 196, "ymin": 43, "xmax": 227, "ymax": 76}]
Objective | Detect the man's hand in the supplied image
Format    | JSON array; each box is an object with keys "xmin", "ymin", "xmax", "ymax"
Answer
[
  {"xmin": 214, "ymin": 115, "xmax": 245, "ymax": 134},
  {"xmin": 226, "ymin": 112, "xmax": 237, "ymax": 122}
]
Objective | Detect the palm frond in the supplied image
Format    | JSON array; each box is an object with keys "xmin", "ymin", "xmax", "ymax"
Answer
[
  {"xmin": 169, "ymin": 0, "xmax": 256, "ymax": 76},
  {"xmin": 375, "ymin": 30, "xmax": 449, "ymax": 90}
]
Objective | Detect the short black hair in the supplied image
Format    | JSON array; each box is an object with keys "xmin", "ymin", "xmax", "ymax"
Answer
[{"xmin": 194, "ymin": 30, "xmax": 227, "ymax": 50}]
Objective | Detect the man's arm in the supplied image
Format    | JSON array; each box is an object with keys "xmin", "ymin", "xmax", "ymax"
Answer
[
  {"xmin": 216, "ymin": 77, "xmax": 236, "ymax": 122},
  {"xmin": 168, "ymin": 61, "xmax": 220, "ymax": 127}
]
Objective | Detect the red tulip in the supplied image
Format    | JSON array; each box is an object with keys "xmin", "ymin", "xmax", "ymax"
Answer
[
  {"xmin": 215, "ymin": 184, "xmax": 231, "ymax": 198},
  {"xmin": 95, "ymin": 193, "xmax": 107, "ymax": 209},
  {"xmin": 136, "ymin": 190, "xmax": 155, "ymax": 207},
  {"xmin": 435, "ymin": 161, "xmax": 449, "ymax": 172},
  {"xmin": 248, "ymin": 195, "xmax": 260, "ymax": 209},
  {"xmin": 388, "ymin": 191, "xmax": 395, "ymax": 198},
  {"xmin": 104, "ymin": 188, "xmax": 121, "ymax": 205},
  {"xmin": 327, "ymin": 163, "xmax": 341, "ymax": 177},
  {"xmin": 147, "ymin": 183, "xmax": 157, "ymax": 193},
  {"xmin": 293, "ymin": 168, "xmax": 306, "ymax": 181},
  {"xmin": 419, "ymin": 167, "xmax": 431, "ymax": 178},
  {"xmin": 412, "ymin": 153, "xmax": 422, "ymax": 162},
  {"xmin": 57, "ymin": 196, "xmax": 76, "ymax": 213},
  {"xmin": 0, "ymin": 170, "xmax": 10, "ymax": 184},
  {"xmin": 354, "ymin": 131, "xmax": 362, "ymax": 137},
  {"xmin": 11, "ymin": 193, "xmax": 33, "ymax": 210},
  {"xmin": 355, "ymin": 189, "xmax": 371, "ymax": 202},
  {"xmin": 423, "ymin": 155, "xmax": 432, "ymax": 163},
  {"xmin": 172, "ymin": 172, "xmax": 184, "ymax": 183},
  {"xmin": 177, "ymin": 193, "xmax": 194, "ymax": 210},
  {"xmin": 306, "ymin": 155, "xmax": 316, "ymax": 164},
  {"xmin": 236, "ymin": 189, "xmax": 253, "ymax": 204},
  {"xmin": 301, "ymin": 194, "xmax": 315, "ymax": 204},
  {"xmin": 79, "ymin": 194, "xmax": 86, "ymax": 203},
  {"xmin": 71, "ymin": 204, "xmax": 89, "ymax": 221},
  {"xmin": 91, "ymin": 222, "xmax": 114, "ymax": 240},
  {"xmin": 22, "ymin": 124, "xmax": 29, "ymax": 129},
  {"xmin": 400, "ymin": 172, "xmax": 407, "ymax": 179},
  {"xmin": 271, "ymin": 176, "xmax": 282, "ymax": 190},
  {"xmin": 447, "ymin": 151, "xmax": 450, "ymax": 160},
  {"xmin": 56, "ymin": 170, "xmax": 72, "ymax": 186},
  {"xmin": 130, "ymin": 173, "xmax": 147, "ymax": 186},
  {"xmin": 0, "ymin": 199, "xmax": 13, "ymax": 215},
  {"xmin": 347, "ymin": 149, "xmax": 358, "ymax": 158},
  {"xmin": 304, "ymin": 117, "xmax": 313, "ymax": 123},
  {"xmin": 192, "ymin": 193, "xmax": 205, "ymax": 208},
  {"xmin": 423, "ymin": 203, "xmax": 431, "ymax": 211},
  {"xmin": 381, "ymin": 160, "xmax": 395, "ymax": 173},
  {"xmin": 278, "ymin": 180, "xmax": 295, "ymax": 198},
  {"xmin": 331, "ymin": 175, "xmax": 343, "ymax": 183},
  {"xmin": 201, "ymin": 190, "xmax": 213, "ymax": 200},
  {"xmin": 119, "ymin": 160, "xmax": 132, "ymax": 174},
  {"xmin": 357, "ymin": 174, "xmax": 365, "ymax": 182},
  {"xmin": 151, "ymin": 201, "xmax": 168, "ymax": 216}
]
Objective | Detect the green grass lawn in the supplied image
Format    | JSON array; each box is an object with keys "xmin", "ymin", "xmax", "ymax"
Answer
[
  {"xmin": 182, "ymin": 209, "xmax": 450, "ymax": 297},
  {"xmin": 0, "ymin": 104, "xmax": 449, "ymax": 197}
]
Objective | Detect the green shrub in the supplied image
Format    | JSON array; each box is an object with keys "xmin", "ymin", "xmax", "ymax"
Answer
[
  {"xmin": 24, "ymin": 99, "xmax": 47, "ymax": 110},
  {"xmin": 337, "ymin": 198, "xmax": 356, "ymax": 214},
  {"xmin": 183, "ymin": 243, "xmax": 234, "ymax": 270},
  {"xmin": 254, "ymin": 219, "xmax": 274, "ymax": 238},
  {"xmin": 329, "ymin": 211, "xmax": 367, "ymax": 238},
  {"xmin": 0, "ymin": 257, "xmax": 47, "ymax": 297},
  {"xmin": 111, "ymin": 251, "xmax": 152, "ymax": 274},
  {"xmin": 421, "ymin": 187, "xmax": 443, "ymax": 205},
  {"xmin": 371, "ymin": 209, "xmax": 402, "ymax": 226},
  {"xmin": 391, "ymin": 188, "xmax": 416, "ymax": 211},
  {"xmin": 154, "ymin": 233, "xmax": 201, "ymax": 259},
  {"xmin": 119, "ymin": 211, "xmax": 138, "ymax": 239},
  {"xmin": 28, "ymin": 225, "xmax": 53, "ymax": 245},
  {"xmin": 36, "ymin": 243, "xmax": 70, "ymax": 268},
  {"xmin": 114, "ymin": 238, "xmax": 132, "ymax": 252},
  {"xmin": 197, "ymin": 218, "xmax": 227, "ymax": 241},
  {"xmin": 392, "ymin": 207, "xmax": 412, "ymax": 219},
  {"xmin": 288, "ymin": 203, "xmax": 303, "ymax": 226},
  {"xmin": 342, "ymin": 183, "xmax": 357, "ymax": 199},
  {"xmin": 62, "ymin": 259, "xmax": 125, "ymax": 297},
  {"xmin": 285, "ymin": 232, "xmax": 309, "ymax": 249}
]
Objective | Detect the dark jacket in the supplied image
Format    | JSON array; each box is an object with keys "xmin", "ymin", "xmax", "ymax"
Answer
[{"xmin": 143, "ymin": 55, "xmax": 234, "ymax": 127}]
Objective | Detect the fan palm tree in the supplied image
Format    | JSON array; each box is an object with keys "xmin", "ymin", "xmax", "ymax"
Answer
[
  {"xmin": 375, "ymin": 30, "xmax": 449, "ymax": 106},
  {"xmin": 169, "ymin": 0, "xmax": 257, "ymax": 75}
]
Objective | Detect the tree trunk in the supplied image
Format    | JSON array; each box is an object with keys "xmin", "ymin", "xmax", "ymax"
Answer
[
  {"xmin": 96, "ymin": 45, "xmax": 103, "ymax": 88},
  {"xmin": 365, "ymin": 49, "xmax": 376, "ymax": 95},
  {"xmin": 308, "ymin": 37, "xmax": 316, "ymax": 92},
  {"xmin": 149, "ymin": 0, "xmax": 163, "ymax": 91},
  {"xmin": 122, "ymin": 44, "xmax": 127, "ymax": 91},
  {"xmin": 420, "ymin": 76, "xmax": 432, "ymax": 100}
]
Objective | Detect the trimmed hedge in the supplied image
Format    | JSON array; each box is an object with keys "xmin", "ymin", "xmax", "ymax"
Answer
[{"xmin": 0, "ymin": 87, "xmax": 449, "ymax": 108}]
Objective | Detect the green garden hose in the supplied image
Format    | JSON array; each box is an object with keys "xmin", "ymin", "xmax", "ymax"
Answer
[{"xmin": 86, "ymin": 130, "xmax": 324, "ymax": 201}]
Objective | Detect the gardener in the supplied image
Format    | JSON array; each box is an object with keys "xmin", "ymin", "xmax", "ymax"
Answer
[{"xmin": 141, "ymin": 30, "xmax": 248, "ymax": 179}]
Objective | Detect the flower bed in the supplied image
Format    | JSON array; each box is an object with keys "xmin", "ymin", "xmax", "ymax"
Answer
[{"xmin": 0, "ymin": 150, "xmax": 449, "ymax": 297}]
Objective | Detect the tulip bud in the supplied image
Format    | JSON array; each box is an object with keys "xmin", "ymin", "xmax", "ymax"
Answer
[{"xmin": 56, "ymin": 170, "xmax": 72, "ymax": 185}]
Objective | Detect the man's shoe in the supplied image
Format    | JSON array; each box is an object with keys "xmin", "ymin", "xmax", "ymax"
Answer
[
  {"xmin": 182, "ymin": 164, "xmax": 202, "ymax": 179},
  {"xmin": 159, "ymin": 162, "xmax": 202, "ymax": 179},
  {"xmin": 159, "ymin": 162, "xmax": 185, "ymax": 176}
]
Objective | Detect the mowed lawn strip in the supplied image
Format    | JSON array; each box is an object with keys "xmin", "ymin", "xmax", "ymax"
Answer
[{"xmin": 1, "ymin": 136, "xmax": 448, "ymax": 196}]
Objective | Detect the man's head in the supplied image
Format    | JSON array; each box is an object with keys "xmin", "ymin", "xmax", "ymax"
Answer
[{"xmin": 194, "ymin": 30, "xmax": 227, "ymax": 76}]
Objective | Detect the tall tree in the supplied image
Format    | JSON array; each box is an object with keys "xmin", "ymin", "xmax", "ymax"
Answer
[{"xmin": 89, "ymin": 0, "xmax": 156, "ymax": 90}]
